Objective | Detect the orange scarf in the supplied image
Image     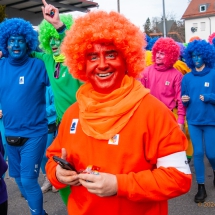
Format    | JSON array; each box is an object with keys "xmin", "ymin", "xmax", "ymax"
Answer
[{"xmin": 76, "ymin": 75, "xmax": 150, "ymax": 140}]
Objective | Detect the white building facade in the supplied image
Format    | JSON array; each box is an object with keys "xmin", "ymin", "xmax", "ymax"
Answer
[
  {"xmin": 182, "ymin": 0, "xmax": 215, "ymax": 43},
  {"xmin": 185, "ymin": 16, "xmax": 215, "ymax": 42}
]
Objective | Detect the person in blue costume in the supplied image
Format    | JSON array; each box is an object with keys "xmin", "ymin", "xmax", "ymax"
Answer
[
  {"xmin": 0, "ymin": 18, "xmax": 49, "ymax": 215},
  {"xmin": 0, "ymin": 132, "xmax": 8, "ymax": 215},
  {"xmin": 41, "ymin": 86, "xmax": 57, "ymax": 193},
  {"xmin": 181, "ymin": 39, "xmax": 215, "ymax": 204}
]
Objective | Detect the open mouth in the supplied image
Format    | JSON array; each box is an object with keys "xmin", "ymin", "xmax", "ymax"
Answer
[
  {"xmin": 52, "ymin": 47, "xmax": 58, "ymax": 52},
  {"xmin": 96, "ymin": 72, "xmax": 113, "ymax": 78},
  {"xmin": 13, "ymin": 50, "xmax": 20, "ymax": 53}
]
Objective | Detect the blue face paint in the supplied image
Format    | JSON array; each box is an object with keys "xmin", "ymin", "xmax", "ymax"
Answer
[
  {"xmin": 192, "ymin": 51, "xmax": 204, "ymax": 68},
  {"xmin": 7, "ymin": 35, "xmax": 27, "ymax": 60}
]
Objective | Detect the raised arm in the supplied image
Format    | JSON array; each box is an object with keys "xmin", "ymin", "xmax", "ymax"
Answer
[{"xmin": 42, "ymin": 0, "xmax": 64, "ymax": 29}]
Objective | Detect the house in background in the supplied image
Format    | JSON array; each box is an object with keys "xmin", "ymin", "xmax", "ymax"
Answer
[{"xmin": 182, "ymin": 0, "xmax": 215, "ymax": 42}]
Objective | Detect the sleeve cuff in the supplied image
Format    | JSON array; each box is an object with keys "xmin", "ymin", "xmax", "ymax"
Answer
[
  {"xmin": 177, "ymin": 115, "xmax": 185, "ymax": 124},
  {"xmin": 56, "ymin": 24, "xmax": 66, "ymax": 33},
  {"xmin": 116, "ymin": 173, "xmax": 129, "ymax": 197},
  {"xmin": 49, "ymin": 169, "xmax": 68, "ymax": 190},
  {"xmin": 203, "ymin": 95, "xmax": 209, "ymax": 102}
]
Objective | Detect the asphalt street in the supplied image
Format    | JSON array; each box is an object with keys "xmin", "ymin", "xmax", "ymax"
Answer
[{"xmin": 5, "ymin": 157, "xmax": 215, "ymax": 215}]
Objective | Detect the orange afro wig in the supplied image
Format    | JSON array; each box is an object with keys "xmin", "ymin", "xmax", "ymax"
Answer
[
  {"xmin": 152, "ymin": 37, "xmax": 180, "ymax": 68},
  {"xmin": 61, "ymin": 11, "xmax": 146, "ymax": 81},
  {"xmin": 189, "ymin": 36, "xmax": 201, "ymax": 42}
]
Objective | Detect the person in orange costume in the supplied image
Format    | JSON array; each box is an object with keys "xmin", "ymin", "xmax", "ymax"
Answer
[{"xmin": 46, "ymin": 10, "xmax": 192, "ymax": 215}]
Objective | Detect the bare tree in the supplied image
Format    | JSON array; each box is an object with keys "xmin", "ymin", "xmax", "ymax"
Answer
[
  {"xmin": 151, "ymin": 17, "xmax": 161, "ymax": 33},
  {"xmin": 143, "ymin": 18, "xmax": 153, "ymax": 35},
  {"xmin": 148, "ymin": 13, "xmax": 185, "ymax": 42}
]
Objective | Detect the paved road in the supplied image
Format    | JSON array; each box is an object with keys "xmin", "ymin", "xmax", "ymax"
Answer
[{"xmin": 5, "ymin": 157, "xmax": 215, "ymax": 215}]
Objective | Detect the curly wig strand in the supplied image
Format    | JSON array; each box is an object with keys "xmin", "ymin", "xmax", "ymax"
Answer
[
  {"xmin": 0, "ymin": 18, "xmax": 38, "ymax": 57},
  {"xmin": 38, "ymin": 14, "xmax": 74, "ymax": 54},
  {"xmin": 183, "ymin": 40, "xmax": 215, "ymax": 69},
  {"xmin": 152, "ymin": 37, "xmax": 180, "ymax": 68},
  {"xmin": 61, "ymin": 11, "xmax": 146, "ymax": 81}
]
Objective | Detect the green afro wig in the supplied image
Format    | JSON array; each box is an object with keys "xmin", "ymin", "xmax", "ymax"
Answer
[{"xmin": 38, "ymin": 14, "xmax": 74, "ymax": 54}]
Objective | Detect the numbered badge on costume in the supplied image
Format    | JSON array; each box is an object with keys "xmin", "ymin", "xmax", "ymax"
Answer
[
  {"xmin": 204, "ymin": 82, "xmax": 209, "ymax": 87},
  {"xmin": 165, "ymin": 81, "xmax": 170, "ymax": 86},
  {"xmin": 19, "ymin": 76, "xmax": 24, "ymax": 84},
  {"xmin": 108, "ymin": 134, "xmax": 119, "ymax": 145},
  {"xmin": 70, "ymin": 119, "xmax": 79, "ymax": 134}
]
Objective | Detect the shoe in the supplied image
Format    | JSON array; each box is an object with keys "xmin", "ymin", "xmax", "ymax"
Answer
[
  {"xmin": 194, "ymin": 184, "xmax": 207, "ymax": 203},
  {"xmin": 41, "ymin": 175, "xmax": 52, "ymax": 193},
  {"xmin": 52, "ymin": 186, "xmax": 59, "ymax": 193}
]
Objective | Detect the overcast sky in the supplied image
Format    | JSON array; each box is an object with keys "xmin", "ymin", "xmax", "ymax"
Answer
[{"xmin": 71, "ymin": 0, "xmax": 190, "ymax": 31}]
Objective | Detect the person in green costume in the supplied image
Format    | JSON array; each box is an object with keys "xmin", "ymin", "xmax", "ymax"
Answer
[{"xmin": 31, "ymin": 0, "xmax": 82, "ymax": 205}]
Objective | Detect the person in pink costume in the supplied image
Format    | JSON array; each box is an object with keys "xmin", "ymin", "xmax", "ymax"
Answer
[{"xmin": 140, "ymin": 37, "xmax": 186, "ymax": 130}]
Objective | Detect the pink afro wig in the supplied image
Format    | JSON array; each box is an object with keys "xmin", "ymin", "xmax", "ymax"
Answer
[
  {"xmin": 152, "ymin": 37, "xmax": 180, "ymax": 68},
  {"xmin": 61, "ymin": 11, "xmax": 146, "ymax": 81},
  {"xmin": 208, "ymin": 32, "xmax": 215, "ymax": 44}
]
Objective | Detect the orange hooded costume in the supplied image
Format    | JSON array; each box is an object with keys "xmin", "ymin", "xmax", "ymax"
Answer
[{"xmin": 46, "ymin": 11, "xmax": 191, "ymax": 215}]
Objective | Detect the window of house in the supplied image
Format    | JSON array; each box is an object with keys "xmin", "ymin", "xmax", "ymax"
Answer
[
  {"xmin": 200, "ymin": 22, "xmax": 206, "ymax": 31},
  {"xmin": 200, "ymin": 5, "xmax": 206, "ymax": 12}
]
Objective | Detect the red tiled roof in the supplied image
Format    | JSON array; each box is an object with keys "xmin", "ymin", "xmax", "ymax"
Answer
[{"xmin": 182, "ymin": 0, "xmax": 215, "ymax": 19}]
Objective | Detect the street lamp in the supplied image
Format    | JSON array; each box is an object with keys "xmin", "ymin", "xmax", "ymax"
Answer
[
  {"xmin": 117, "ymin": 0, "xmax": 120, "ymax": 13},
  {"xmin": 162, "ymin": 0, "xmax": 167, "ymax": 37}
]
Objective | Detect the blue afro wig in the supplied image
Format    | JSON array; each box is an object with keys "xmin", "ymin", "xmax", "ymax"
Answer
[
  {"xmin": 146, "ymin": 37, "xmax": 159, "ymax": 51},
  {"xmin": 212, "ymin": 38, "xmax": 215, "ymax": 46},
  {"xmin": 183, "ymin": 40, "xmax": 215, "ymax": 69},
  {"xmin": 0, "ymin": 18, "xmax": 38, "ymax": 57}
]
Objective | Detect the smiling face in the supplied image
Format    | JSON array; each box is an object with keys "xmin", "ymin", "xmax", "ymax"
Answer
[
  {"xmin": 155, "ymin": 50, "xmax": 166, "ymax": 65},
  {"xmin": 49, "ymin": 37, "xmax": 61, "ymax": 56},
  {"xmin": 7, "ymin": 35, "xmax": 27, "ymax": 59},
  {"xmin": 192, "ymin": 51, "xmax": 204, "ymax": 68},
  {"xmin": 85, "ymin": 43, "xmax": 127, "ymax": 94}
]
